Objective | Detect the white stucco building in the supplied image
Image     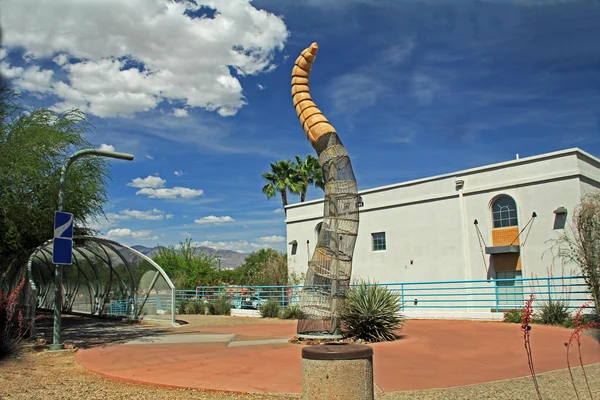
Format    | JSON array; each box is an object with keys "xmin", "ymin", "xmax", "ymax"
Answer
[{"xmin": 285, "ymin": 148, "xmax": 600, "ymax": 318}]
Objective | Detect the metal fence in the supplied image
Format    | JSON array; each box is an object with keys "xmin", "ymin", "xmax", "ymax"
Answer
[{"xmin": 174, "ymin": 275, "xmax": 591, "ymax": 313}]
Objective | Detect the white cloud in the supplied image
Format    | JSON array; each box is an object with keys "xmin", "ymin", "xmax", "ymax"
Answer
[
  {"xmin": 146, "ymin": 155, "xmax": 154, "ymax": 160},
  {"xmin": 1, "ymin": 0, "xmax": 289, "ymax": 118},
  {"xmin": 172, "ymin": 108, "xmax": 188, "ymax": 118},
  {"xmin": 382, "ymin": 38, "xmax": 415, "ymax": 65},
  {"xmin": 257, "ymin": 84, "xmax": 266, "ymax": 90},
  {"xmin": 127, "ymin": 175, "xmax": 166, "ymax": 189},
  {"xmin": 106, "ymin": 228, "xmax": 158, "ymax": 241},
  {"xmin": 52, "ymin": 53, "xmax": 69, "ymax": 66},
  {"xmin": 258, "ymin": 235, "xmax": 285, "ymax": 243},
  {"xmin": 328, "ymin": 72, "xmax": 387, "ymax": 115},
  {"xmin": 194, "ymin": 215, "xmax": 235, "ymax": 225},
  {"xmin": 272, "ymin": 208, "xmax": 284, "ymax": 214},
  {"xmin": 410, "ymin": 73, "xmax": 442, "ymax": 105},
  {"xmin": 174, "ymin": 170, "xmax": 184, "ymax": 177},
  {"xmin": 99, "ymin": 143, "xmax": 115, "ymax": 152},
  {"xmin": 0, "ymin": 63, "xmax": 54, "ymax": 93},
  {"xmin": 83, "ymin": 216, "xmax": 117, "ymax": 232},
  {"xmin": 180, "ymin": 231, "xmax": 192, "ymax": 237},
  {"xmin": 106, "ymin": 208, "xmax": 169, "ymax": 220},
  {"xmin": 137, "ymin": 186, "xmax": 204, "ymax": 199},
  {"xmin": 192, "ymin": 238, "xmax": 283, "ymax": 253}
]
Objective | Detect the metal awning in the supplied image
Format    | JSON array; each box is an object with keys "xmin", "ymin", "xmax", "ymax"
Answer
[{"xmin": 485, "ymin": 245, "xmax": 520, "ymax": 255}]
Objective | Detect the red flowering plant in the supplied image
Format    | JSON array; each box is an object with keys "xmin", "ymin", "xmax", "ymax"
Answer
[
  {"xmin": 0, "ymin": 278, "xmax": 30, "ymax": 359},
  {"xmin": 565, "ymin": 302, "xmax": 599, "ymax": 400},
  {"xmin": 521, "ymin": 294, "xmax": 544, "ymax": 400}
]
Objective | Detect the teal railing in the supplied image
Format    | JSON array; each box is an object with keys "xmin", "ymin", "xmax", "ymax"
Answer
[{"xmin": 174, "ymin": 276, "xmax": 591, "ymax": 313}]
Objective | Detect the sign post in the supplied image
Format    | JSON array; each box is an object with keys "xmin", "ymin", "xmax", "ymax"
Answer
[
  {"xmin": 49, "ymin": 211, "xmax": 73, "ymax": 350},
  {"xmin": 49, "ymin": 148, "xmax": 134, "ymax": 351}
]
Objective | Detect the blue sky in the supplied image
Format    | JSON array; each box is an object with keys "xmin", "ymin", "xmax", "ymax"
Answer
[{"xmin": 2, "ymin": 0, "xmax": 600, "ymax": 253}]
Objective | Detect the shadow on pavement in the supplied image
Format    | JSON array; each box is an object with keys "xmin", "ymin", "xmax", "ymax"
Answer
[{"xmin": 34, "ymin": 314, "xmax": 170, "ymax": 349}]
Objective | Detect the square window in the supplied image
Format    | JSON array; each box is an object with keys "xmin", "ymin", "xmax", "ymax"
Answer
[{"xmin": 372, "ymin": 232, "xmax": 386, "ymax": 251}]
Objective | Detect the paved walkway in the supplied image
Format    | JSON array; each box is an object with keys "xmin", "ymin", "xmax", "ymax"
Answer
[{"xmin": 76, "ymin": 320, "xmax": 600, "ymax": 395}]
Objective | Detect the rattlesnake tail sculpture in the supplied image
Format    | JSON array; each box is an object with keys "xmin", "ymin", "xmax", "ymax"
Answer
[{"xmin": 291, "ymin": 42, "xmax": 360, "ymax": 336}]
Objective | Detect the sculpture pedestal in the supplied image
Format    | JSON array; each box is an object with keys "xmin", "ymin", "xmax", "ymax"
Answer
[{"xmin": 301, "ymin": 343, "xmax": 374, "ymax": 400}]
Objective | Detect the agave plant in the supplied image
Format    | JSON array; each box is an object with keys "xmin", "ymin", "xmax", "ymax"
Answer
[
  {"xmin": 260, "ymin": 301, "xmax": 281, "ymax": 318},
  {"xmin": 340, "ymin": 281, "xmax": 404, "ymax": 342}
]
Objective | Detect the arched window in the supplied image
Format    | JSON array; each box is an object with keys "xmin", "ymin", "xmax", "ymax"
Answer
[{"xmin": 492, "ymin": 195, "xmax": 518, "ymax": 228}]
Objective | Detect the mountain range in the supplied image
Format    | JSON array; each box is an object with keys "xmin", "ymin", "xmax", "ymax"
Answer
[{"xmin": 130, "ymin": 245, "xmax": 249, "ymax": 270}]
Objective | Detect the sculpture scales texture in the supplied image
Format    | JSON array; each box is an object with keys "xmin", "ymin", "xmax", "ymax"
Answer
[{"xmin": 291, "ymin": 43, "xmax": 360, "ymax": 336}]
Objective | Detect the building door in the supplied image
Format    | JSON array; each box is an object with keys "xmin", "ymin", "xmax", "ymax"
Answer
[{"xmin": 496, "ymin": 267, "xmax": 523, "ymax": 309}]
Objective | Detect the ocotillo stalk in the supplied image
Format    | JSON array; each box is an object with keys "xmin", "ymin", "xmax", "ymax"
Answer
[{"xmin": 291, "ymin": 42, "xmax": 360, "ymax": 336}]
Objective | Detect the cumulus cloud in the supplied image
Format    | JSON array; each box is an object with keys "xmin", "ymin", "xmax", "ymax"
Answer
[
  {"xmin": 108, "ymin": 209, "xmax": 168, "ymax": 221},
  {"xmin": 192, "ymin": 238, "xmax": 284, "ymax": 252},
  {"xmin": 0, "ymin": 62, "xmax": 54, "ymax": 93},
  {"xmin": 137, "ymin": 187, "xmax": 204, "ymax": 199},
  {"xmin": 106, "ymin": 228, "xmax": 158, "ymax": 241},
  {"xmin": 192, "ymin": 240, "xmax": 263, "ymax": 253},
  {"xmin": 83, "ymin": 216, "xmax": 117, "ymax": 232},
  {"xmin": 272, "ymin": 208, "xmax": 284, "ymax": 214},
  {"xmin": 1, "ymin": 0, "xmax": 289, "ymax": 118},
  {"xmin": 172, "ymin": 108, "xmax": 188, "ymax": 118},
  {"xmin": 99, "ymin": 143, "xmax": 115, "ymax": 152},
  {"xmin": 127, "ymin": 175, "xmax": 166, "ymax": 189},
  {"xmin": 52, "ymin": 53, "xmax": 69, "ymax": 66},
  {"xmin": 258, "ymin": 235, "xmax": 285, "ymax": 243},
  {"xmin": 174, "ymin": 170, "xmax": 184, "ymax": 176},
  {"xmin": 257, "ymin": 84, "xmax": 266, "ymax": 90},
  {"xmin": 194, "ymin": 215, "xmax": 235, "ymax": 225}
]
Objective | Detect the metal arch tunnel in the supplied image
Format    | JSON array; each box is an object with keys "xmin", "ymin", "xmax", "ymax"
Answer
[{"xmin": 23, "ymin": 236, "xmax": 177, "ymax": 332}]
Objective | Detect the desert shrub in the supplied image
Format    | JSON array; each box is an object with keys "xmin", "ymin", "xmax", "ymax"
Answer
[
  {"xmin": 281, "ymin": 305, "xmax": 304, "ymax": 320},
  {"xmin": 185, "ymin": 301, "xmax": 206, "ymax": 315},
  {"xmin": 260, "ymin": 301, "xmax": 281, "ymax": 318},
  {"xmin": 1, "ymin": 278, "xmax": 29, "ymax": 360},
  {"xmin": 207, "ymin": 293, "xmax": 232, "ymax": 315},
  {"xmin": 340, "ymin": 281, "xmax": 404, "ymax": 342},
  {"xmin": 538, "ymin": 300, "xmax": 570, "ymax": 325},
  {"xmin": 563, "ymin": 311, "xmax": 599, "ymax": 329},
  {"xmin": 504, "ymin": 308, "xmax": 524, "ymax": 323}
]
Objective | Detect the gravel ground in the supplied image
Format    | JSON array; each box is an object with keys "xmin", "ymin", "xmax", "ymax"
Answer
[{"xmin": 378, "ymin": 363, "xmax": 600, "ymax": 400}]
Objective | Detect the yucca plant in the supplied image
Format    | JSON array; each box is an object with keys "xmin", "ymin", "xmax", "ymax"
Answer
[
  {"xmin": 281, "ymin": 305, "xmax": 305, "ymax": 320},
  {"xmin": 340, "ymin": 281, "xmax": 404, "ymax": 342},
  {"xmin": 538, "ymin": 300, "xmax": 570, "ymax": 325},
  {"xmin": 260, "ymin": 301, "xmax": 281, "ymax": 318}
]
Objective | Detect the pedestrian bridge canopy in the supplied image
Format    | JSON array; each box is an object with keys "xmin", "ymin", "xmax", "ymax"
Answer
[{"xmin": 4, "ymin": 236, "xmax": 176, "ymax": 326}]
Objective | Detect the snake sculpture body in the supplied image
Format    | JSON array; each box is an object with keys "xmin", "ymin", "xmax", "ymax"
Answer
[{"xmin": 291, "ymin": 43, "xmax": 360, "ymax": 336}]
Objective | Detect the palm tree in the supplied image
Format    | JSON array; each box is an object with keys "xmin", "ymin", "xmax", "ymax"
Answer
[
  {"xmin": 261, "ymin": 160, "xmax": 301, "ymax": 208},
  {"xmin": 293, "ymin": 155, "xmax": 324, "ymax": 202}
]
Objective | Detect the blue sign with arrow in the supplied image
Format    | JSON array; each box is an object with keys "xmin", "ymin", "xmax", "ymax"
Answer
[{"xmin": 53, "ymin": 211, "xmax": 74, "ymax": 265}]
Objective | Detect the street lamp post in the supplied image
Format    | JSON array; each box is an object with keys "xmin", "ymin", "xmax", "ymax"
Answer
[{"xmin": 49, "ymin": 149, "xmax": 134, "ymax": 351}]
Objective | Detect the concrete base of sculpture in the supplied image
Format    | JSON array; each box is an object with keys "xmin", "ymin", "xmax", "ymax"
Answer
[
  {"xmin": 301, "ymin": 343, "xmax": 374, "ymax": 400},
  {"xmin": 297, "ymin": 333, "xmax": 343, "ymax": 341}
]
